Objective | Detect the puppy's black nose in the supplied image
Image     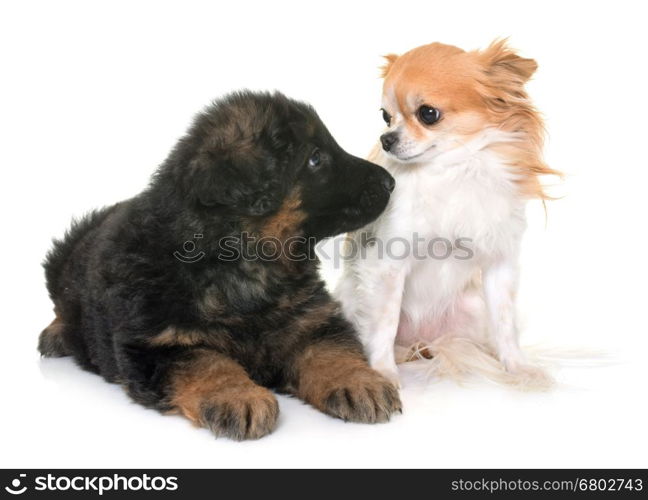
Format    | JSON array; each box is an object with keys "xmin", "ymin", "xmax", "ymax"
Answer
[
  {"xmin": 380, "ymin": 132, "xmax": 398, "ymax": 152},
  {"xmin": 382, "ymin": 174, "xmax": 395, "ymax": 193}
]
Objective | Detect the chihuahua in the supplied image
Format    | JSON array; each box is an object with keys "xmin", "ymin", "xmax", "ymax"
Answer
[{"xmin": 336, "ymin": 40, "xmax": 560, "ymax": 389}]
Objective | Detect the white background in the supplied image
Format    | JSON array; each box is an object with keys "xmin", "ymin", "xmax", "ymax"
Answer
[{"xmin": 1, "ymin": 0, "xmax": 647, "ymax": 468}]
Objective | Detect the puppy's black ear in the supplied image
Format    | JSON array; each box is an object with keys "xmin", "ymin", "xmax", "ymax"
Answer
[{"xmin": 186, "ymin": 153, "xmax": 278, "ymax": 216}]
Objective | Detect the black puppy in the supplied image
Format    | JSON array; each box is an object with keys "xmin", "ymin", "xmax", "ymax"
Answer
[{"xmin": 39, "ymin": 91, "xmax": 400, "ymax": 440}]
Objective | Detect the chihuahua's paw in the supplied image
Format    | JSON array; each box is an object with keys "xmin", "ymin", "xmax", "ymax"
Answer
[
  {"xmin": 198, "ymin": 386, "xmax": 279, "ymax": 440},
  {"xmin": 322, "ymin": 369, "xmax": 402, "ymax": 423}
]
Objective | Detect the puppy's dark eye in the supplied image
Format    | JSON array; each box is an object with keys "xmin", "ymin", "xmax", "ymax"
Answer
[
  {"xmin": 308, "ymin": 149, "xmax": 321, "ymax": 169},
  {"xmin": 418, "ymin": 105, "xmax": 441, "ymax": 125},
  {"xmin": 381, "ymin": 108, "xmax": 391, "ymax": 126}
]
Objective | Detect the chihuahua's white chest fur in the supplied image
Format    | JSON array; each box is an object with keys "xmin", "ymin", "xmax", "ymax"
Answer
[{"xmin": 335, "ymin": 130, "xmax": 545, "ymax": 387}]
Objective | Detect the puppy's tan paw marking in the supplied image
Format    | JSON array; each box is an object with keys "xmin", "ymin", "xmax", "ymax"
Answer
[
  {"xmin": 321, "ymin": 370, "xmax": 402, "ymax": 423},
  {"xmin": 170, "ymin": 350, "xmax": 279, "ymax": 440},
  {"xmin": 199, "ymin": 386, "xmax": 279, "ymax": 441},
  {"xmin": 295, "ymin": 343, "xmax": 402, "ymax": 423}
]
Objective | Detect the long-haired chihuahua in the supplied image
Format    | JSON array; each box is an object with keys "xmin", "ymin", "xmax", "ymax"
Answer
[{"xmin": 336, "ymin": 40, "xmax": 561, "ymax": 389}]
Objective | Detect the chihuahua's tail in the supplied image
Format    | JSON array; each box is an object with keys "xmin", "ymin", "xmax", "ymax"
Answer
[{"xmin": 396, "ymin": 337, "xmax": 608, "ymax": 391}]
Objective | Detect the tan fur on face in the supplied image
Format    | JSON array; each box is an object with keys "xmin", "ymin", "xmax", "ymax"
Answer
[
  {"xmin": 240, "ymin": 187, "xmax": 308, "ymax": 269},
  {"xmin": 259, "ymin": 188, "xmax": 305, "ymax": 240},
  {"xmin": 381, "ymin": 39, "xmax": 561, "ymax": 198}
]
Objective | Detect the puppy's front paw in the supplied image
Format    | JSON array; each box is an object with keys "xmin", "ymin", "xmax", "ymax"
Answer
[
  {"xmin": 199, "ymin": 385, "xmax": 279, "ymax": 440},
  {"xmin": 322, "ymin": 369, "xmax": 402, "ymax": 423}
]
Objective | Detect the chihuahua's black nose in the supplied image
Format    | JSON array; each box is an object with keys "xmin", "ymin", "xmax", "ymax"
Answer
[
  {"xmin": 380, "ymin": 132, "xmax": 398, "ymax": 152},
  {"xmin": 382, "ymin": 174, "xmax": 395, "ymax": 193}
]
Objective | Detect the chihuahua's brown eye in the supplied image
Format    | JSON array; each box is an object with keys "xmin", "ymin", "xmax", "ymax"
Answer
[
  {"xmin": 381, "ymin": 108, "xmax": 391, "ymax": 126},
  {"xmin": 308, "ymin": 148, "xmax": 321, "ymax": 169},
  {"xmin": 418, "ymin": 105, "xmax": 441, "ymax": 125}
]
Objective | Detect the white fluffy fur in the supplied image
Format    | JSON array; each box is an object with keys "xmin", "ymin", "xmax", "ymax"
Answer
[{"xmin": 335, "ymin": 129, "xmax": 554, "ymax": 390}]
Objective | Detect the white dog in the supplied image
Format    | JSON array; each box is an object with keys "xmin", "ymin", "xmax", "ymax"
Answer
[{"xmin": 336, "ymin": 40, "xmax": 560, "ymax": 389}]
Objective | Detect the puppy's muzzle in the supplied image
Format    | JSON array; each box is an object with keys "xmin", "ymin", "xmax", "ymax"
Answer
[{"xmin": 359, "ymin": 169, "xmax": 395, "ymax": 210}]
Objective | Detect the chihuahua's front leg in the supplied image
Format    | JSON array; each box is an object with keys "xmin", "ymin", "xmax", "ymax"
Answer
[
  {"xmin": 336, "ymin": 230, "xmax": 408, "ymax": 387},
  {"xmin": 360, "ymin": 263, "xmax": 407, "ymax": 387},
  {"xmin": 483, "ymin": 257, "xmax": 552, "ymax": 387},
  {"xmin": 483, "ymin": 258, "xmax": 523, "ymax": 368}
]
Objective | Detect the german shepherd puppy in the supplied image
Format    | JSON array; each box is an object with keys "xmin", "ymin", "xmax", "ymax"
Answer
[{"xmin": 39, "ymin": 91, "xmax": 400, "ymax": 440}]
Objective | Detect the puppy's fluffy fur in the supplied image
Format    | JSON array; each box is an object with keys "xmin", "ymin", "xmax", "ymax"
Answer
[
  {"xmin": 39, "ymin": 91, "xmax": 401, "ymax": 440},
  {"xmin": 336, "ymin": 41, "xmax": 560, "ymax": 389}
]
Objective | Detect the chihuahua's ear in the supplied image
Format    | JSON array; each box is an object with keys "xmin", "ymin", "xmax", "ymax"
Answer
[
  {"xmin": 185, "ymin": 153, "xmax": 277, "ymax": 216},
  {"xmin": 481, "ymin": 39, "xmax": 537, "ymax": 84},
  {"xmin": 380, "ymin": 54, "xmax": 399, "ymax": 78}
]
